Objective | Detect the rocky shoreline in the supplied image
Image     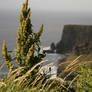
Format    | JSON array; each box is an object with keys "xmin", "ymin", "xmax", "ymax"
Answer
[{"xmin": 49, "ymin": 25, "xmax": 92, "ymax": 55}]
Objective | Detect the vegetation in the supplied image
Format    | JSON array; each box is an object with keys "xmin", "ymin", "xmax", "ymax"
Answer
[
  {"xmin": 75, "ymin": 66, "xmax": 92, "ymax": 92},
  {"xmin": 0, "ymin": 55, "xmax": 92, "ymax": 92},
  {"xmin": 0, "ymin": 0, "xmax": 92, "ymax": 92},
  {"xmin": 2, "ymin": 0, "xmax": 45, "ymax": 72}
]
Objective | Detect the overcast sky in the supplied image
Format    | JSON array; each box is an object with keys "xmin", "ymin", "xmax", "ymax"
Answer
[{"xmin": 0, "ymin": 0, "xmax": 92, "ymax": 12}]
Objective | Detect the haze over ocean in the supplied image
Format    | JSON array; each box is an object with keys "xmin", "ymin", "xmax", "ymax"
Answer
[
  {"xmin": 0, "ymin": 11, "xmax": 92, "ymax": 51},
  {"xmin": 0, "ymin": 11, "xmax": 92, "ymax": 76}
]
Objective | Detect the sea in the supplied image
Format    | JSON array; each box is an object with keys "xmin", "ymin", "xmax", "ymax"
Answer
[{"xmin": 0, "ymin": 10, "xmax": 92, "ymax": 77}]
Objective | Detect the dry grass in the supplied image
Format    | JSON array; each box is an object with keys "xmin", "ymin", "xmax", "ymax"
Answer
[{"xmin": 0, "ymin": 55, "xmax": 92, "ymax": 92}]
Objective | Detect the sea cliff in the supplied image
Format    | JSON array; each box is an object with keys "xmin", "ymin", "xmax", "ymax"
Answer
[{"xmin": 56, "ymin": 25, "xmax": 92, "ymax": 54}]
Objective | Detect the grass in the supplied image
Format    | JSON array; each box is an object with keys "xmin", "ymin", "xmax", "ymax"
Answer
[{"xmin": 0, "ymin": 54, "xmax": 92, "ymax": 92}]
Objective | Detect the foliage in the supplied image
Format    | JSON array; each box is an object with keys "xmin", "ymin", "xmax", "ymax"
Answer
[
  {"xmin": 2, "ymin": 40, "xmax": 13, "ymax": 71},
  {"xmin": 1, "ymin": 52, "xmax": 92, "ymax": 92},
  {"xmin": 75, "ymin": 66, "xmax": 92, "ymax": 92},
  {"xmin": 0, "ymin": 63, "xmax": 69, "ymax": 92},
  {"xmin": 2, "ymin": 0, "xmax": 45, "ymax": 71}
]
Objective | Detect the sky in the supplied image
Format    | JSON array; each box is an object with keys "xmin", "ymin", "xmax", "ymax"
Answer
[{"xmin": 0, "ymin": 0, "xmax": 92, "ymax": 12}]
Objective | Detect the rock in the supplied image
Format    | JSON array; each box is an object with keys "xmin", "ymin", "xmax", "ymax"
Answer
[
  {"xmin": 73, "ymin": 42, "xmax": 92, "ymax": 55},
  {"xmin": 50, "ymin": 42, "xmax": 56, "ymax": 52},
  {"xmin": 43, "ymin": 43, "xmax": 56, "ymax": 53},
  {"xmin": 56, "ymin": 25, "xmax": 92, "ymax": 54}
]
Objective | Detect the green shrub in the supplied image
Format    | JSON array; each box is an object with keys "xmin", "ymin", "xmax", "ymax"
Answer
[
  {"xmin": 75, "ymin": 66, "xmax": 92, "ymax": 92},
  {"xmin": 2, "ymin": 0, "xmax": 45, "ymax": 72}
]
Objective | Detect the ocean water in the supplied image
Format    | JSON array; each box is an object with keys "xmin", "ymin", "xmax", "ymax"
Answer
[
  {"xmin": 0, "ymin": 11, "xmax": 92, "ymax": 49},
  {"xmin": 0, "ymin": 11, "xmax": 92, "ymax": 76}
]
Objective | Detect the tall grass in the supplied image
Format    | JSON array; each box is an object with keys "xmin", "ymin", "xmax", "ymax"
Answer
[{"xmin": 0, "ymin": 55, "xmax": 92, "ymax": 92}]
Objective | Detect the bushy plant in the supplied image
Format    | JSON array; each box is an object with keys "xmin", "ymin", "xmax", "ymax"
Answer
[
  {"xmin": 75, "ymin": 66, "xmax": 92, "ymax": 92},
  {"xmin": 2, "ymin": 0, "xmax": 45, "ymax": 72}
]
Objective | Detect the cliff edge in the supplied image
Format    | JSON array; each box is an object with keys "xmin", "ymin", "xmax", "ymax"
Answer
[{"xmin": 56, "ymin": 25, "xmax": 92, "ymax": 54}]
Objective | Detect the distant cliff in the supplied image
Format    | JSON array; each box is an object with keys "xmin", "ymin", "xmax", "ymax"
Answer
[{"xmin": 56, "ymin": 25, "xmax": 92, "ymax": 54}]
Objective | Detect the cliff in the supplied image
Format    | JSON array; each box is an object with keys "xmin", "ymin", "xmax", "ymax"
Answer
[{"xmin": 56, "ymin": 25, "xmax": 92, "ymax": 54}]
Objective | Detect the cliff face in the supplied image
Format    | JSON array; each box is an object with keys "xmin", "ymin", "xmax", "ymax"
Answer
[{"xmin": 56, "ymin": 25, "xmax": 92, "ymax": 54}]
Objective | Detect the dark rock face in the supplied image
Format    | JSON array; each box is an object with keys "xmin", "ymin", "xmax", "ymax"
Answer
[
  {"xmin": 50, "ymin": 42, "xmax": 56, "ymax": 51},
  {"xmin": 56, "ymin": 25, "xmax": 92, "ymax": 54}
]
